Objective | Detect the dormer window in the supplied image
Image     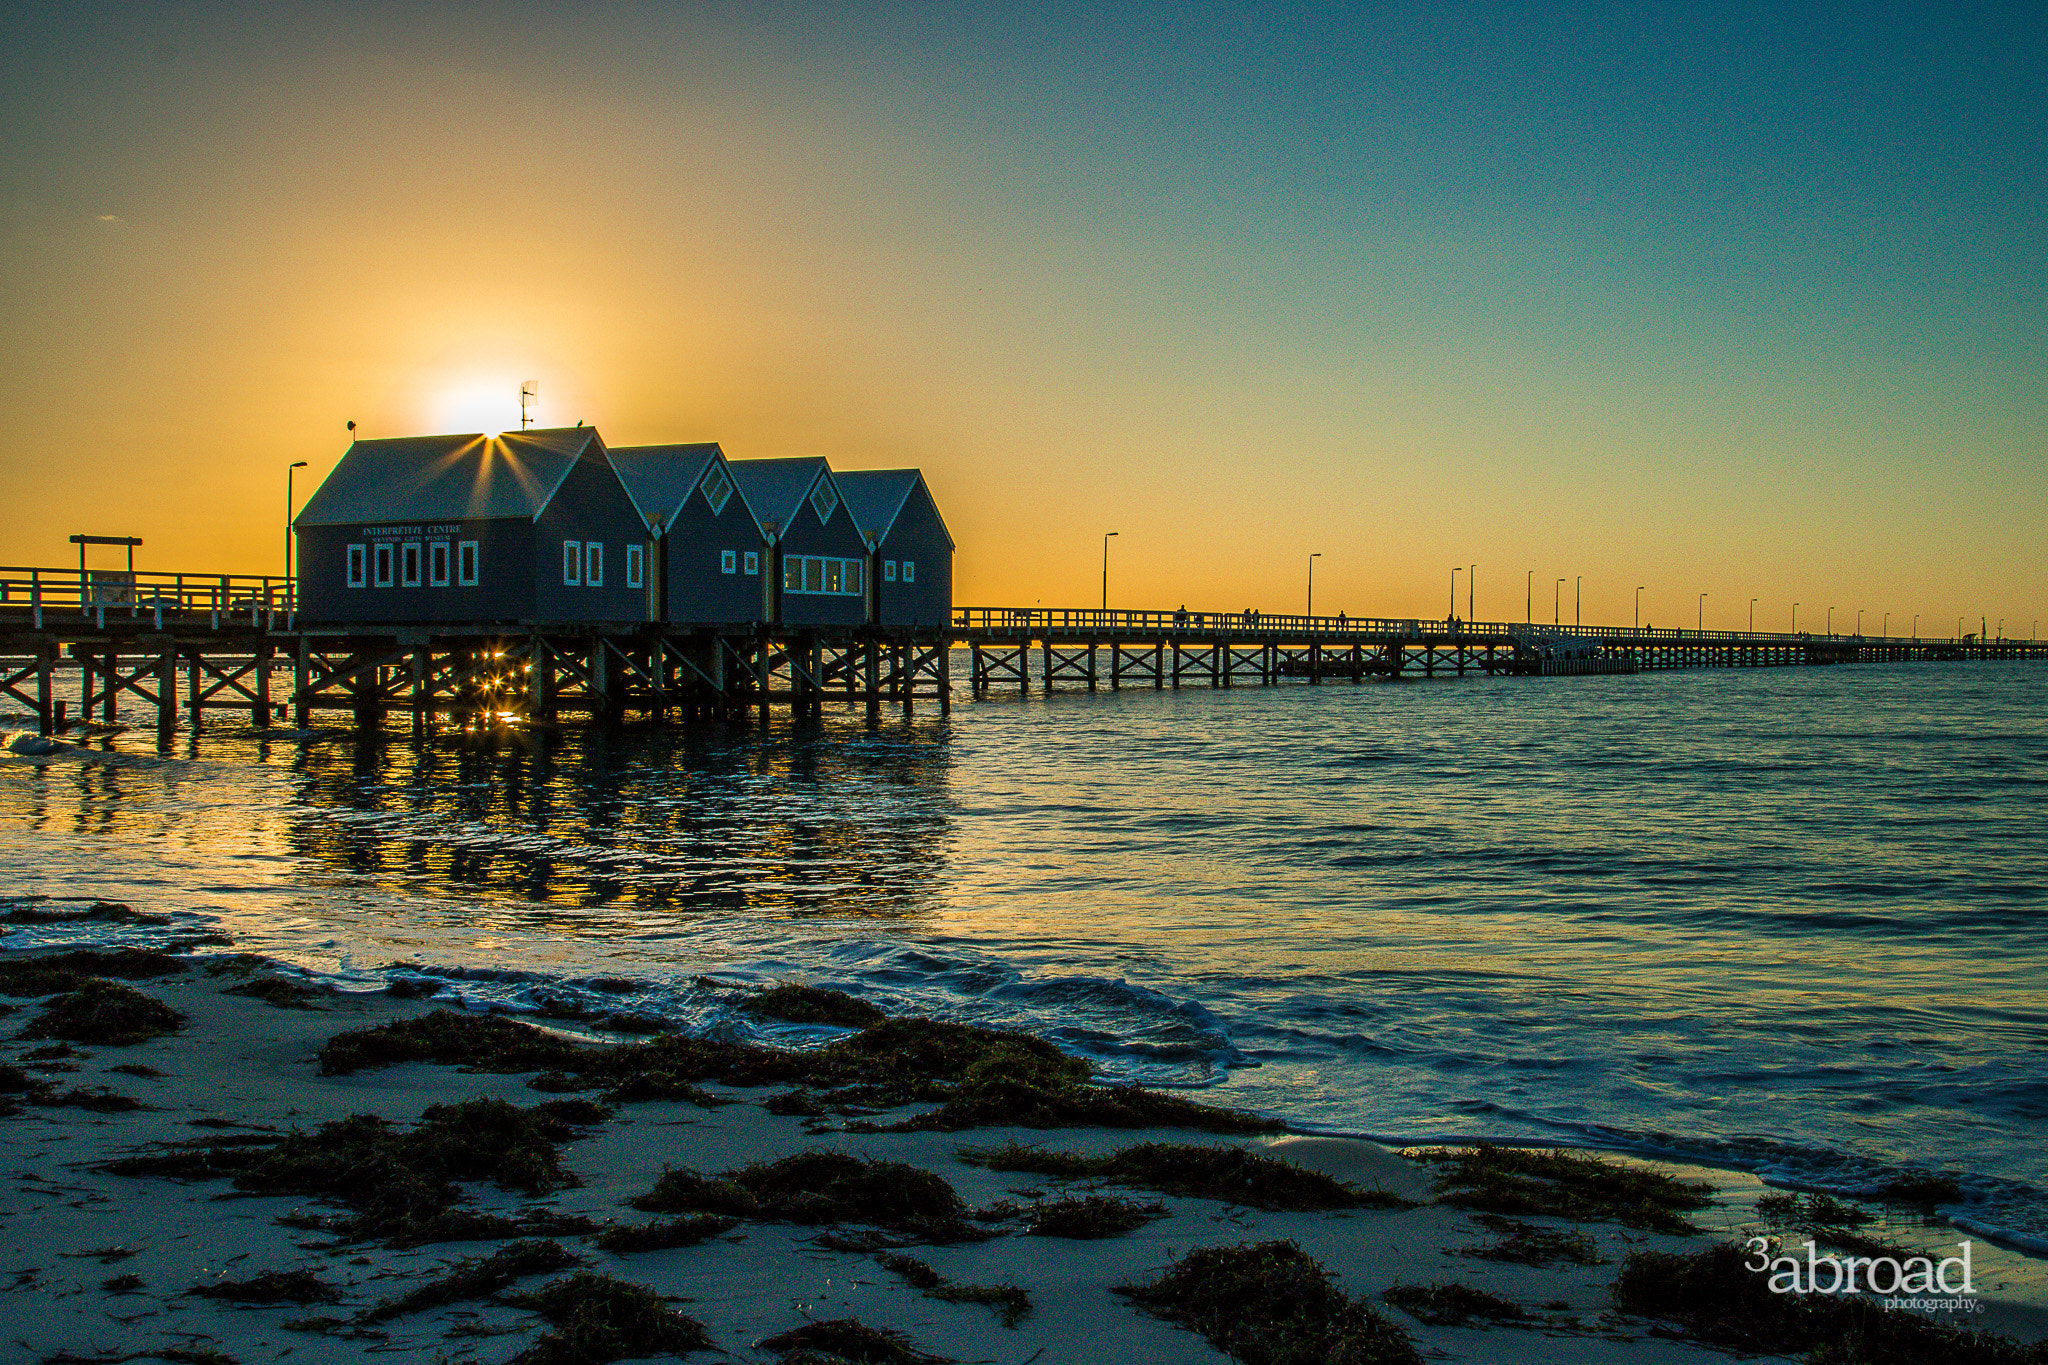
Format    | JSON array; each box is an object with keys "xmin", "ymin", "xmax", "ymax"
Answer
[
  {"xmin": 809, "ymin": 475, "xmax": 838, "ymax": 524},
  {"xmin": 700, "ymin": 463, "xmax": 734, "ymax": 515}
]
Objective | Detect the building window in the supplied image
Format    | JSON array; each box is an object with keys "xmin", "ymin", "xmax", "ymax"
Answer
[
  {"xmin": 743, "ymin": 551, "xmax": 759, "ymax": 575},
  {"xmin": 626, "ymin": 543, "xmax": 644, "ymax": 589},
  {"xmin": 720, "ymin": 549, "xmax": 736, "ymax": 574},
  {"xmin": 883, "ymin": 560, "xmax": 897, "ymax": 583},
  {"xmin": 428, "ymin": 542, "xmax": 450, "ymax": 587},
  {"xmin": 586, "ymin": 542, "xmax": 603, "ymax": 587},
  {"xmin": 563, "ymin": 541, "xmax": 582, "ymax": 586},
  {"xmin": 373, "ymin": 543, "xmax": 394, "ymax": 588},
  {"xmin": 401, "ymin": 542, "xmax": 422, "ymax": 587},
  {"xmin": 458, "ymin": 541, "xmax": 479, "ymax": 586},
  {"xmin": 780, "ymin": 555, "xmax": 867, "ymax": 596},
  {"xmin": 902, "ymin": 560, "xmax": 916, "ymax": 584},
  {"xmin": 809, "ymin": 476, "xmax": 838, "ymax": 524},
  {"xmin": 347, "ymin": 544, "xmax": 367, "ymax": 588},
  {"xmin": 700, "ymin": 464, "xmax": 734, "ymax": 515}
]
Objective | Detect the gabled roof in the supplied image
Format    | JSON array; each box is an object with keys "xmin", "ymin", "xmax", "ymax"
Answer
[
  {"xmin": 833, "ymin": 468, "xmax": 954, "ymax": 551},
  {"xmin": 609, "ymin": 442, "xmax": 761, "ymax": 535},
  {"xmin": 725, "ymin": 457, "xmax": 841, "ymax": 538},
  {"xmin": 294, "ymin": 427, "xmax": 619, "ymax": 526}
]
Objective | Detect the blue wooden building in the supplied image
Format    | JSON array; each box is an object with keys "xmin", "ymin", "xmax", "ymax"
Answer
[
  {"xmin": 293, "ymin": 428, "xmax": 653, "ymax": 626},
  {"xmin": 726, "ymin": 458, "xmax": 871, "ymax": 628},
  {"xmin": 836, "ymin": 469, "xmax": 955, "ymax": 628},
  {"xmin": 609, "ymin": 442, "xmax": 770, "ymax": 626}
]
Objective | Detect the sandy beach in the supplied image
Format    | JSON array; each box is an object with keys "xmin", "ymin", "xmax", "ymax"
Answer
[{"xmin": 4, "ymin": 938, "xmax": 2045, "ymax": 1365}]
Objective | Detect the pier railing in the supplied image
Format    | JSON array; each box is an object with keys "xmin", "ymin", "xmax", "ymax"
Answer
[
  {"xmin": 953, "ymin": 607, "xmax": 2008, "ymax": 647},
  {"xmin": 0, "ymin": 565, "xmax": 296, "ymax": 630}
]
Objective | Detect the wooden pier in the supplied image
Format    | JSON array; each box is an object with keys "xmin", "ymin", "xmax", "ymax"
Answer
[{"xmin": 2, "ymin": 566, "xmax": 2041, "ymax": 745}]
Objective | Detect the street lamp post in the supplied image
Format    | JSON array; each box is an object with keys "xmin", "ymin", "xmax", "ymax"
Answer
[
  {"xmin": 1697, "ymin": 592, "xmax": 1707, "ymax": 632},
  {"xmin": 1450, "ymin": 567, "xmax": 1461, "ymax": 625},
  {"xmin": 1913, "ymin": 614, "xmax": 1918, "ymax": 639},
  {"xmin": 1882, "ymin": 613, "xmax": 1888, "ymax": 638},
  {"xmin": 1827, "ymin": 606, "xmax": 1834, "ymax": 636},
  {"xmin": 1555, "ymin": 578, "xmax": 1565, "ymax": 626},
  {"xmin": 1526, "ymin": 569, "xmax": 1533, "ymax": 625},
  {"xmin": 1749, "ymin": 598, "xmax": 1758, "ymax": 633},
  {"xmin": 1793, "ymin": 602, "xmax": 1799, "ymax": 632},
  {"xmin": 1856, "ymin": 609, "xmax": 1863, "ymax": 636},
  {"xmin": 1101, "ymin": 532, "xmax": 1117, "ymax": 612},
  {"xmin": 1307, "ymin": 553, "xmax": 1321, "ymax": 617},
  {"xmin": 1575, "ymin": 576, "xmax": 1582, "ymax": 628},
  {"xmin": 1469, "ymin": 564, "xmax": 1476, "ymax": 624},
  {"xmin": 285, "ymin": 461, "xmax": 309, "ymax": 585},
  {"xmin": 1635, "ymin": 586, "xmax": 1645, "ymax": 631}
]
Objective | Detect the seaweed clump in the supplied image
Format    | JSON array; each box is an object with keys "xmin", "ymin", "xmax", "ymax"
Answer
[
  {"xmin": 593, "ymin": 1214, "xmax": 740, "ymax": 1253},
  {"xmin": 631, "ymin": 1151, "xmax": 984, "ymax": 1243},
  {"xmin": 0, "ymin": 1062, "xmax": 146, "ymax": 1116},
  {"xmin": 0, "ymin": 901, "xmax": 167, "ymax": 926},
  {"xmin": 1022, "ymin": 1193, "xmax": 1168, "ymax": 1239},
  {"xmin": 221, "ymin": 977, "xmax": 328, "ymax": 1010},
  {"xmin": 1456, "ymin": 1213, "xmax": 1605, "ymax": 1266},
  {"xmin": 99, "ymin": 1097, "xmax": 601, "ymax": 1244},
  {"xmin": 505, "ymin": 1272, "xmax": 712, "ymax": 1363},
  {"xmin": 189, "ymin": 1269, "xmax": 343, "ymax": 1305},
  {"xmin": 874, "ymin": 1252, "xmax": 1031, "ymax": 1327},
  {"xmin": 758, "ymin": 1318, "xmax": 948, "ymax": 1363},
  {"xmin": 20, "ymin": 979, "xmax": 185, "ymax": 1045},
  {"xmin": 316, "ymin": 1008, "xmax": 1274, "ymax": 1134},
  {"xmin": 1118, "ymin": 1239, "xmax": 1421, "ymax": 1365},
  {"xmin": 965, "ymin": 1141, "xmax": 1392, "ymax": 1212},
  {"xmin": 1381, "ymin": 1282, "xmax": 1530, "ymax": 1327},
  {"xmin": 1411, "ymin": 1144, "xmax": 1714, "ymax": 1235},
  {"xmin": 744, "ymin": 983, "xmax": 887, "ymax": 1029},
  {"xmin": 1612, "ymin": 1241, "xmax": 2044, "ymax": 1364},
  {"xmin": 359, "ymin": 1239, "xmax": 580, "ymax": 1322},
  {"xmin": 0, "ymin": 949, "xmax": 187, "ymax": 997}
]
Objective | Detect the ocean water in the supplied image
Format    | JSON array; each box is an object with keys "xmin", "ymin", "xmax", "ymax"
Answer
[{"xmin": 4, "ymin": 657, "xmax": 2045, "ymax": 1248}]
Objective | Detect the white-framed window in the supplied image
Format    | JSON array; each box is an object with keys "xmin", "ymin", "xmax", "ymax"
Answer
[
  {"xmin": 809, "ymin": 475, "xmax": 838, "ymax": 524},
  {"xmin": 428, "ymin": 541, "xmax": 450, "ymax": 587},
  {"xmin": 347, "ymin": 544, "xmax": 367, "ymax": 588},
  {"xmin": 373, "ymin": 543, "xmax": 395, "ymax": 588},
  {"xmin": 720, "ymin": 549, "xmax": 736, "ymax": 574},
  {"xmin": 400, "ymin": 542, "xmax": 422, "ymax": 587},
  {"xmin": 883, "ymin": 560, "xmax": 897, "ymax": 583},
  {"xmin": 586, "ymin": 542, "xmax": 603, "ymax": 587},
  {"xmin": 780, "ymin": 555, "xmax": 866, "ymax": 596},
  {"xmin": 458, "ymin": 541, "xmax": 479, "ymax": 586},
  {"xmin": 743, "ymin": 551, "xmax": 759, "ymax": 575},
  {"xmin": 902, "ymin": 560, "xmax": 916, "ymax": 584},
  {"xmin": 626, "ymin": 543, "xmax": 644, "ymax": 589},
  {"xmin": 700, "ymin": 464, "xmax": 734, "ymax": 515},
  {"xmin": 563, "ymin": 541, "xmax": 582, "ymax": 586}
]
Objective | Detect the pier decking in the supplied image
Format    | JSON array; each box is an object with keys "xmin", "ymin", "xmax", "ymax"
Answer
[{"xmin": 2, "ymin": 566, "xmax": 2040, "ymax": 744}]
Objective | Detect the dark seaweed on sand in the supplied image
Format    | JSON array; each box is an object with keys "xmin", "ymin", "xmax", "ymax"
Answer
[
  {"xmin": 505, "ymin": 1271, "xmax": 712, "ymax": 1363},
  {"xmin": 0, "ymin": 901, "xmax": 167, "ymax": 926},
  {"xmin": 0, "ymin": 949, "xmax": 187, "ymax": 997},
  {"xmin": 964, "ymin": 1140, "xmax": 1393, "ymax": 1211},
  {"xmin": 189, "ymin": 1268, "xmax": 343, "ymax": 1305},
  {"xmin": 873, "ymin": 1252, "xmax": 1031, "ymax": 1327},
  {"xmin": 1411, "ymin": 1143, "xmax": 1714, "ymax": 1234},
  {"xmin": 1612, "ymin": 1241, "xmax": 2046, "ymax": 1364},
  {"xmin": 758, "ymin": 1318, "xmax": 949, "ymax": 1364},
  {"xmin": 221, "ymin": 977, "xmax": 328, "ymax": 1010},
  {"xmin": 1382, "ymin": 1282, "xmax": 1530, "ymax": 1326},
  {"xmin": 1456, "ymin": 1212, "xmax": 1605, "ymax": 1266},
  {"xmin": 1021, "ymin": 1193, "xmax": 1167, "ymax": 1238},
  {"xmin": 20, "ymin": 979, "xmax": 185, "ymax": 1046},
  {"xmin": 1118, "ymin": 1239, "xmax": 1421, "ymax": 1365},
  {"xmin": 0, "ymin": 1063, "xmax": 145, "ymax": 1116},
  {"xmin": 99, "ymin": 1097, "xmax": 604, "ymax": 1245},
  {"xmin": 631, "ymin": 1151, "xmax": 988, "ymax": 1242},
  {"xmin": 592, "ymin": 1214, "xmax": 739, "ymax": 1253},
  {"xmin": 358, "ymin": 1239, "xmax": 579, "ymax": 1321},
  {"xmin": 317, "ymin": 1009, "xmax": 1275, "ymax": 1133}
]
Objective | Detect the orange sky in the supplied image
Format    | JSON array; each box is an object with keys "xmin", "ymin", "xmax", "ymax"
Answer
[{"xmin": 2, "ymin": 4, "xmax": 2042, "ymax": 636}]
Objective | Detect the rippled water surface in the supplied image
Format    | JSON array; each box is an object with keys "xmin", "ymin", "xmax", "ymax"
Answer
[{"xmin": 4, "ymin": 659, "xmax": 2045, "ymax": 1242}]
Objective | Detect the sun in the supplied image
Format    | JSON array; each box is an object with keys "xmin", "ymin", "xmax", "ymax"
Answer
[{"xmin": 429, "ymin": 378, "xmax": 530, "ymax": 437}]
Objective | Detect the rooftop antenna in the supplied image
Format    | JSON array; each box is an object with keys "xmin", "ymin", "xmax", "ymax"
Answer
[{"xmin": 520, "ymin": 380, "xmax": 538, "ymax": 430}]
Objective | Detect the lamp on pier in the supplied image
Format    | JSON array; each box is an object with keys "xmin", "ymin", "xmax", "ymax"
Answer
[
  {"xmin": 1101, "ymin": 532, "xmax": 1118, "ymax": 612},
  {"xmin": 1308, "ymin": 553, "xmax": 1321, "ymax": 617}
]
